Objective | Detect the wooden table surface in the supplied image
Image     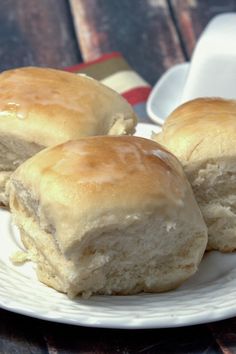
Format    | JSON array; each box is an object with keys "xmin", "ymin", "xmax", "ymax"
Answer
[{"xmin": 1, "ymin": 1, "xmax": 236, "ymax": 353}]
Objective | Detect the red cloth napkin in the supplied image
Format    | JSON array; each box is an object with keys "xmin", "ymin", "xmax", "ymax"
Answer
[{"xmin": 65, "ymin": 52, "xmax": 151, "ymax": 123}]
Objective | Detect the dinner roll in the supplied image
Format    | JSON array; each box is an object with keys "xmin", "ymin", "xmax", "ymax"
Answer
[
  {"xmin": 0, "ymin": 67, "xmax": 137, "ymax": 207},
  {"xmin": 154, "ymin": 97, "xmax": 236, "ymax": 252},
  {"xmin": 9, "ymin": 136, "xmax": 207, "ymax": 298}
]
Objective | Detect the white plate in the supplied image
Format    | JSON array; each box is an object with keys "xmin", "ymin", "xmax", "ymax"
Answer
[
  {"xmin": 134, "ymin": 122, "xmax": 160, "ymax": 138},
  {"xmin": 2, "ymin": 123, "xmax": 236, "ymax": 329}
]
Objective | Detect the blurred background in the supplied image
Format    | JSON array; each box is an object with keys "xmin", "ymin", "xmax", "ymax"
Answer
[{"xmin": 1, "ymin": 0, "xmax": 236, "ymax": 85}]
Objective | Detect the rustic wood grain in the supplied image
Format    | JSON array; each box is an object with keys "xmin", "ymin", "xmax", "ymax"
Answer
[
  {"xmin": 0, "ymin": 309, "xmax": 47, "ymax": 353},
  {"xmin": 38, "ymin": 320, "xmax": 222, "ymax": 354},
  {"xmin": 0, "ymin": 0, "xmax": 81, "ymax": 72},
  {"xmin": 170, "ymin": 0, "xmax": 236, "ymax": 57},
  {"xmin": 0, "ymin": 307, "xmax": 223, "ymax": 353},
  {"xmin": 69, "ymin": 0, "xmax": 185, "ymax": 85},
  {"xmin": 209, "ymin": 319, "xmax": 236, "ymax": 354}
]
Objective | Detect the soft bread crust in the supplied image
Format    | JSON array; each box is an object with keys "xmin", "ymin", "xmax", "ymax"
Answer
[
  {"xmin": 155, "ymin": 98, "xmax": 236, "ymax": 165},
  {"xmin": 0, "ymin": 67, "xmax": 137, "ymax": 146},
  {"xmin": 154, "ymin": 97, "xmax": 236, "ymax": 251},
  {"xmin": 0, "ymin": 67, "xmax": 137, "ymax": 207},
  {"xmin": 9, "ymin": 136, "xmax": 207, "ymax": 297}
]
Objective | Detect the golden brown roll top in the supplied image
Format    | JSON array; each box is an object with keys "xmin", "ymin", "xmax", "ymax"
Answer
[
  {"xmin": 155, "ymin": 97, "xmax": 236, "ymax": 169},
  {"xmin": 154, "ymin": 98, "xmax": 236, "ymax": 252},
  {"xmin": 0, "ymin": 66, "xmax": 137, "ymax": 207},
  {"xmin": 9, "ymin": 136, "xmax": 207, "ymax": 297},
  {"xmin": 0, "ymin": 67, "xmax": 137, "ymax": 146},
  {"xmin": 10, "ymin": 136, "xmax": 188, "ymax": 252}
]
